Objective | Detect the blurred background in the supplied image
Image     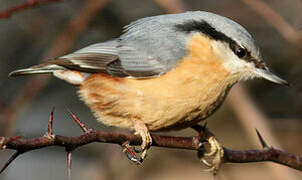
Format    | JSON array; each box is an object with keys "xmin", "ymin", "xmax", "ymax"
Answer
[{"xmin": 0, "ymin": 0, "xmax": 302, "ymax": 179}]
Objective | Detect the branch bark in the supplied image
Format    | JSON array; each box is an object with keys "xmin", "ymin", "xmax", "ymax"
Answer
[{"xmin": 0, "ymin": 110, "xmax": 301, "ymax": 175}]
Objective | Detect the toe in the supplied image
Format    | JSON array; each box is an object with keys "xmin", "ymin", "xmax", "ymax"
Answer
[
  {"xmin": 198, "ymin": 136, "xmax": 224, "ymax": 173},
  {"xmin": 132, "ymin": 120, "xmax": 152, "ymax": 160},
  {"xmin": 139, "ymin": 130, "xmax": 152, "ymax": 159}
]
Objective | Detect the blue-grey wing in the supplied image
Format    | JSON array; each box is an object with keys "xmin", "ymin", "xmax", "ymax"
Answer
[{"xmin": 49, "ymin": 39, "xmax": 167, "ymax": 78}]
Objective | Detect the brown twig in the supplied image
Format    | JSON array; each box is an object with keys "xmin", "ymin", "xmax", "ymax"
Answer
[
  {"xmin": 0, "ymin": 0, "xmax": 68, "ymax": 19},
  {"xmin": 227, "ymin": 85, "xmax": 300, "ymax": 180},
  {"xmin": 224, "ymin": 147, "xmax": 302, "ymax": 171},
  {"xmin": 0, "ymin": 110, "xmax": 301, "ymax": 175},
  {"xmin": 2, "ymin": 131, "xmax": 302, "ymax": 169}
]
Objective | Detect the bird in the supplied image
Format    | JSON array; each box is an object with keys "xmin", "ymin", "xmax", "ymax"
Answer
[{"xmin": 9, "ymin": 11, "xmax": 288, "ymax": 162}]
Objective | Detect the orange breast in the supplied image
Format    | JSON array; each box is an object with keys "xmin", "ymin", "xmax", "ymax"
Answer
[{"xmin": 79, "ymin": 34, "xmax": 235, "ymax": 131}]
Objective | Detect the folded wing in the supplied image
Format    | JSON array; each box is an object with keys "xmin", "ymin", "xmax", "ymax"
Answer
[{"xmin": 10, "ymin": 39, "xmax": 168, "ymax": 78}]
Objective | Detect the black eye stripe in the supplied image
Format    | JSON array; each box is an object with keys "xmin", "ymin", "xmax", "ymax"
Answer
[
  {"xmin": 175, "ymin": 20, "xmax": 265, "ymax": 69},
  {"xmin": 175, "ymin": 20, "xmax": 237, "ymax": 45},
  {"xmin": 175, "ymin": 20, "xmax": 248, "ymax": 58}
]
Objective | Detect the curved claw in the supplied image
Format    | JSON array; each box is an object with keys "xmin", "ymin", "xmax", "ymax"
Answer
[
  {"xmin": 134, "ymin": 127, "xmax": 152, "ymax": 160},
  {"xmin": 199, "ymin": 136, "xmax": 224, "ymax": 173},
  {"xmin": 122, "ymin": 141, "xmax": 143, "ymax": 165},
  {"xmin": 201, "ymin": 158, "xmax": 213, "ymax": 167},
  {"xmin": 121, "ymin": 120, "xmax": 152, "ymax": 163}
]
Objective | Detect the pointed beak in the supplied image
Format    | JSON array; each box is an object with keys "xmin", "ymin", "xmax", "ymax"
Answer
[{"xmin": 254, "ymin": 67, "xmax": 289, "ymax": 86}]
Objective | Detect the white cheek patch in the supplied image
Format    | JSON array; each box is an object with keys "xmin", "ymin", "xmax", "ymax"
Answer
[
  {"xmin": 210, "ymin": 40, "xmax": 257, "ymax": 80},
  {"xmin": 53, "ymin": 70, "xmax": 90, "ymax": 85}
]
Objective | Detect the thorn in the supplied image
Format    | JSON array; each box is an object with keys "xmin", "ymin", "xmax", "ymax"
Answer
[
  {"xmin": 47, "ymin": 107, "xmax": 55, "ymax": 135},
  {"xmin": 67, "ymin": 109, "xmax": 89, "ymax": 133},
  {"xmin": 67, "ymin": 151, "xmax": 72, "ymax": 180},
  {"xmin": 255, "ymin": 129, "xmax": 268, "ymax": 148},
  {"xmin": 0, "ymin": 151, "xmax": 21, "ymax": 174}
]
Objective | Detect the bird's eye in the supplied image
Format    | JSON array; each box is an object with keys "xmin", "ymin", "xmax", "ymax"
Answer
[{"xmin": 235, "ymin": 47, "xmax": 247, "ymax": 58}]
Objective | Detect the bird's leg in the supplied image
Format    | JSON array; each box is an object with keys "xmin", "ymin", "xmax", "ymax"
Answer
[
  {"xmin": 191, "ymin": 123, "xmax": 208, "ymax": 134},
  {"xmin": 192, "ymin": 124, "xmax": 224, "ymax": 174},
  {"xmin": 132, "ymin": 120, "xmax": 152, "ymax": 160}
]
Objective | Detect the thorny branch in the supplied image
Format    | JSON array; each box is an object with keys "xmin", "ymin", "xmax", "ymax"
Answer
[
  {"xmin": 0, "ymin": 0, "xmax": 67, "ymax": 19},
  {"xmin": 0, "ymin": 0, "xmax": 301, "ymax": 177},
  {"xmin": 0, "ymin": 109, "xmax": 301, "ymax": 177}
]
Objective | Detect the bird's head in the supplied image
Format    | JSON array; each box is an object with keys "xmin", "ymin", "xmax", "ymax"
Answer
[{"xmin": 174, "ymin": 11, "xmax": 288, "ymax": 85}]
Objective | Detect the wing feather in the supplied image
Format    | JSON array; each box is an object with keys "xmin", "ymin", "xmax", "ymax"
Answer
[
  {"xmin": 48, "ymin": 53, "xmax": 118, "ymax": 73},
  {"xmin": 45, "ymin": 40, "xmax": 167, "ymax": 77}
]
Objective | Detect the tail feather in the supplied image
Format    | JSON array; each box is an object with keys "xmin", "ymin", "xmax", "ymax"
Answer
[{"xmin": 9, "ymin": 64, "xmax": 65, "ymax": 77}]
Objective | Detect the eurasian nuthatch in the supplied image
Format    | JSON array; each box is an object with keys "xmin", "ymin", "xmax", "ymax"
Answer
[{"xmin": 10, "ymin": 11, "xmax": 288, "ymax": 161}]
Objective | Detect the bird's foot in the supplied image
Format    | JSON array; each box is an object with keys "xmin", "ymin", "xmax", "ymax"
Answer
[
  {"xmin": 133, "ymin": 120, "xmax": 152, "ymax": 160},
  {"xmin": 122, "ymin": 120, "xmax": 152, "ymax": 164},
  {"xmin": 198, "ymin": 136, "xmax": 224, "ymax": 175}
]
